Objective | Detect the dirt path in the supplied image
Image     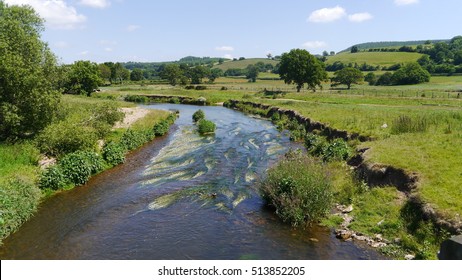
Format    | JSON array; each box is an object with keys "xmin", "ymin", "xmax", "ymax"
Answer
[{"xmin": 114, "ymin": 107, "xmax": 151, "ymax": 129}]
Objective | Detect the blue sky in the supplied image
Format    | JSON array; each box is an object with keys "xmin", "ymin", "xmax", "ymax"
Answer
[{"xmin": 4, "ymin": 0, "xmax": 462, "ymax": 63}]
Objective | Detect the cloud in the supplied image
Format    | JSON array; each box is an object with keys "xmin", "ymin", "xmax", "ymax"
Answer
[
  {"xmin": 348, "ymin": 12, "xmax": 373, "ymax": 23},
  {"xmin": 216, "ymin": 46, "xmax": 234, "ymax": 52},
  {"xmin": 79, "ymin": 0, "xmax": 111, "ymax": 8},
  {"xmin": 126, "ymin": 24, "xmax": 141, "ymax": 32},
  {"xmin": 308, "ymin": 6, "xmax": 346, "ymax": 23},
  {"xmin": 104, "ymin": 47, "xmax": 113, "ymax": 52},
  {"xmin": 302, "ymin": 41, "xmax": 328, "ymax": 49},
  {"xmin": 394, "ymin": 0, "xmax": 419, "ymax": 6},
  {"xmin": 223, "ymin": 54, "xmax": 233, "ymax": 60},
  {"xmin": 79, "ymin": 50, "xmax": 90, "ymax": 56},
  {"xmin": 4, "ymin": 0, "xmax": 86, "ymax": 29},
  {"xmin": 99, "ymin": 40, "xmax": 117, "ymax": 46}
]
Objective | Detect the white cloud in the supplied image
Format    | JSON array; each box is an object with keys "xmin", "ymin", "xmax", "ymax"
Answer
[
  {"xmin": 308, "ymin": 6, "xmax": 346, "ymax": 23},
  {"xmin": 104, "ymin": 47, "xmax": 113, "ymax": 52},
  {"xmin": 348, "ymin": 12, "xmax": 373, "ymax": 23},
  {"xmin": 216, "ymin": 46, "xmax": 234, "ymax": 52},
  {"xmin": 79, "ymin": 0, "xmax": 110, "ymax": 9},
  {"xmin": 79, "ymin": 50, "xmax": 89, "ymax": 56},
  {"xmin": 126, "ymin": 24, "xmax": 141, "ymax": 32},
  {"xmin": 5, "ymin": 0, "xmax": 86, "ymax": 29},
  {"xmin": 223, "ymin": 54, "xmax": 233, "ymax": 60},
  {"xmin": 99, "ymin": 40, "xmax": 117, "ymax": 46},
  {"xmin": 302, "ymin": 41, "xmax": 328, "ymax": 49},
  {"xmin": 395, "ymin": 0, "xmax": 419, "ymax": 6}
]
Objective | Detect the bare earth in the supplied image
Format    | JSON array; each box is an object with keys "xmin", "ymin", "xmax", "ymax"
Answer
[{"xmin": 114, "ymin": 107, "xmax": 151, "ymax": 129}]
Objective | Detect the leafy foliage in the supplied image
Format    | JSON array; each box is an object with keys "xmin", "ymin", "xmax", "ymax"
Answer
[
  {"xmin": 331, "ymin": 67, "xmax": 364, "ymax": 89},
  {"xmin": 278, "ymin": 49, "xmax": 328, "ymax": 92},
  {"xmin": 260, "ymin": 151, "xmax": 333, "ymax": 227},
  {"xmin": 102, "ymin": 141, "xmax": 126, "ymax": 166},
  {"xmin": 0, "ymin": 2, "xmax": 61, "ymax": 140},
  {"xmin": 197, "ymin": 119, "xmax": 216, "ymax": 135},
  {"xmin": 192, "ymin": 109, "xmax": 205, "ymax": 123},
  {"xmin": 64, "ymin": 60, "xmax": 102, "ymax": 96},
  {"xmin": 391, "ymin": 62, "xmax": 430, "ymax": 85}
]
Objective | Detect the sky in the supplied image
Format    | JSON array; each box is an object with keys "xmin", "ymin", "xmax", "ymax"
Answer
[{"xmin": 3, "ymin": 0, "xmax": 462, "ymax": 63}]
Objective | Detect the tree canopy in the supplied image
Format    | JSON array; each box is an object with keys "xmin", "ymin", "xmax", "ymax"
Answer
[
  {"xmin": 278, "ymin": 49, "xmax": 328, "ymax": 92},
  {"xmin": 64, "ymin": 61, "xmax": 102, "ymax": 96},
  {"xmin": 0, "ymin": 1, "xmax": 61, "ymax": 140},
  {"xmin": 331, "ymin": 67, "xmax": 364, "ymax": 89},
  {"xmin": 391, "ymin": 62, "xmax": 430, "ymax": 85}
]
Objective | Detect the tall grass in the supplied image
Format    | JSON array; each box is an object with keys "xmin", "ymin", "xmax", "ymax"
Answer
[
  {"xmin": 390, "ymin": 115, "xmax": 429, "ymax": 134},
  {"xmin": 260, "ymin": 151, "xmax": 333, "ymax": 227}
]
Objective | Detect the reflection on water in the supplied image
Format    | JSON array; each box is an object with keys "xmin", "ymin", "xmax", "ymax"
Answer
[{"xmin": 0, "ymin": 104, "xmax": 383, "ymax": 260}]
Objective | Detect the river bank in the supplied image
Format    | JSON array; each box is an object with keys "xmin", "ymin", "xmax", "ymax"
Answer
[{"xmin": 0, "ymin": 97, "xmax": 176, "ymax": 244}]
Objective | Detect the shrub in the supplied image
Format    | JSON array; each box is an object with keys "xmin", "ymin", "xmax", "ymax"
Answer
[
  {"xmin": 39, "ymin": 165, "xmax": 67, "ymax": 190},
  {"xmin": 197, "ymin": 119, "xmax": 216, "ymax": 135},
  {"xmin": 120, "ymin": 129, "xmax": 149, "ymax": 150},
  {"xmin": 124, "ymin": 95, "xmax": 149, "ymax": 103},
  {"xmin": 59, "ymin": 151, "xmax": 98, "ymax": 186},
  {"xmin": 322, "ymin": 138, "xmax": 352, "ymax": 162},
  {"xmin": 260, "ymin": 152, "xmax": 333, "ymax": 227},
  {"xmin": 304, "ymin": 134, "xmax": 328, "ymax": 157},
  {"xmin": 102, "ymin": 141, "xmax": 126, "ymax": 166},
  {"xmin": 153, "ymin": 120, "xmax": 170, "ymax": 136},
  {"xmin": 36, "ymin": 119, "xmax": 98, "ymax": 157},
  {"xmin": 192, "ymin": 109, "xmax": 205, "ymax": 123},
  {"xmin": 0, "ymin": 177, "xmax": 42, "ymax": 240}
]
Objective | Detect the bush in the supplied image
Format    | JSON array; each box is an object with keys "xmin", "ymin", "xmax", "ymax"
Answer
[
  {"xmin": 59, "ymin": 151, "xmax": 102, "ymax": 186},
  {"xmin": 120, "ymin": 129, "xmax": 149, "ymax": 150},
  {"xmin": 36, "ymin": 119, "xmax": 98, "ymax": 157},
  {"xmin": 304, "ymin": 134, "xmax": 328, "ymax": 157},
  {"xmin": 0, "ymin": 177, "xmax": 42, "ymax": 240},
  {"xmin": 102, "ymin": 141, "xmax": 126, "ymax": 166},
  {"xmin": 39, "ymin": 165, "xmax": 67, "ymax": 190},
  {"xmin": 192, "ymin": 109, "xmax": 205, "ymax": 123},
  {"xmin": 197, "ymin": 119, "xmax": 216, "ymax": 135},
  {"xmin": 124, "ymin": 95, "xmax": 149, "ymax": 103},
  {"xmin": 153, "ymin": 120, "xmax": 170, "ymax": 136},
  {"xmin": 260, "ymin": 152, "xmax": 333, "ymax": 227},
  {"xmin": 322, "ymin": 139, "xmax": 352, "ymax": 162}
]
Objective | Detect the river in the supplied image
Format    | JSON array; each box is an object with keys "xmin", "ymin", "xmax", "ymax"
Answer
[{"xmin": 0, "ymin": 104, "xmax": 383, "ymax": 259}]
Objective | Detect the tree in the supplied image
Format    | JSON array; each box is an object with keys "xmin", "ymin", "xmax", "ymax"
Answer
[
  {"xmin": 64, "ymin": 61, "xmax": 102, "ymax": 96},
  {"xmin": 364, "ymin": 72, "xmax": 377, "ymax": 86},
  {"xmin": 98, "ymin": 64, "xmax": 112, "ymax": 82},
  {"xmin": 351, "ymin": 46, "xmax": 359, "ymax": 53},
  {"xmin": 391, "ymin": 62, "xmax": 430, "ymax": 85},
  {"xmin": 0, "ymin": 1, "xmax": 61, "ymax": 140},
  {"xmin": 189, "ymin": 66, "xmax": 210, "ymax": 84},
  {"xmin": 160, "ymin": 64, "xmax": 182, "ymax": 86},
  {"xmin": 278, "ymin": 49, "xmax": 328, "ymax": 92},
  {"xmin": 130, "ymin": 68, "xmax": 144, "ymax": 81},
  {"xmin": 246, "ymin": 64, "xmax": 259, "ymax": 82},
  {"xmin": 331, "ymin": 67, "xmax": 364, "ymax": 89},
  {"xmin": 207, "ymin": 68, "xmax": 223, "ymax": 83}
]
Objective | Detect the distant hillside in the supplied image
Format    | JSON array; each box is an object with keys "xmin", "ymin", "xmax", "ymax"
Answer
[
  {"xmin": 213, "ymin": 58, "xmax": 279, "ymax": 71},
  {"xmin": 326, "ymin": 52, "xmax": 423, "ymax": 68},
  {"xmin": 341, "ymin": 39, "xmax": 450, "ymax": 52}
]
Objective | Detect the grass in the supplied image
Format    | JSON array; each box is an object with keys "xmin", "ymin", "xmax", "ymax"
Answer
[
  {"xmin": 213, "ymin": 58, "xmax": 279, "ymax": 71},
  {"xmin": 326, "ymin": 52, "xmax": 424, "ymax": 67}
]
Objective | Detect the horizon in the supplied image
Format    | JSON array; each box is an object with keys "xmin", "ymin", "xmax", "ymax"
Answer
[{"xmin": 4, "ymin": 0, "xmax": 462, "ymax": 63}]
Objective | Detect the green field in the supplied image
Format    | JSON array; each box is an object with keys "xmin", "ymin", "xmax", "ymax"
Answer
[
  {"xmin": 326, "ymin": 52, "xmax": 424, "ymax": 67},
  {"xmin": 213, "ymin": 58, "xmax": 279, "ymax": 71}
]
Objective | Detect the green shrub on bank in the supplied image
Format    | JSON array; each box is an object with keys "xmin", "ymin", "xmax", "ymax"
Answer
[
  {"xmin": 198, "ymin": 119, "xmax": 216, "ymax": 135},
  {"xmin": 58, "ymin": 151, "xmax": 103, "ymax": 187},
  {"xmin": 120, "ymin": 129, "xmax": 151, "ymax": 150},
  {"xmin": 102, "ymin": 141, "xmax": 126, "ymax": 166},
  {"xmin": 323, "ymin": 138, "xmax": 352, "ymax": 162},
  {"xmin": 124, "ymin": 95, "xmax": 149, "ymax": 103},
  {"xmin": 39, "ymin": 165, "xmax": 67, "ymax": 190},
  {"xmin": 192, "ymin": 109, "xmax": 205, "ymax": 123},
  {"xmin": 260, "ymin": 151, "xmax": 333, "ymax": 227},
  {"xmin": 153, "ymin": 120, "xmax": 170, "ymax": 136},
  {"xmin": 0, "ymin": 177, "xmax": 42, "ymax": 241}
]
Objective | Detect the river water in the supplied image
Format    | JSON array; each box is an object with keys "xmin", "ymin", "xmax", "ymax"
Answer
[{"xmin": 0, "ymin": 104, "xmax": 383, "ymax": 260}]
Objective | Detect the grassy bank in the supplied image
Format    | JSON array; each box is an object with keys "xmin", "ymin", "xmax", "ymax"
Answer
[{"xmin": 0, "ymin": 95, "xmax": 175, "ymax": 243}]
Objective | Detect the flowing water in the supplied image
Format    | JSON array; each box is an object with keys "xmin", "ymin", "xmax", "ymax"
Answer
[{"xmin": 0, "ymin": 104, "xmax": 383, "ymax": 260}]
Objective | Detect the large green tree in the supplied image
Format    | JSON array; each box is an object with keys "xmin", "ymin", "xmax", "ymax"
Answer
[
  {"xmin": 160, "ymin": 64, "xmax": 183, "ymax": 86},
  {"xmin": 0, "ymin": 1, "xmax": 60, "ymax": 140},
  {"xmin": 246, "ymin": 64, "xmax": 259, "ymax": 82},
  {"xmin": 331, "ymin": 67, "xmax": 364, "ymax": 89},
  {"xmin": 278, "ymin": 49, "xmax": 328, "ymax": 92},
  {"xmin": 64, "ymin": 61, "xmax": 102, "ymax": 96}
]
